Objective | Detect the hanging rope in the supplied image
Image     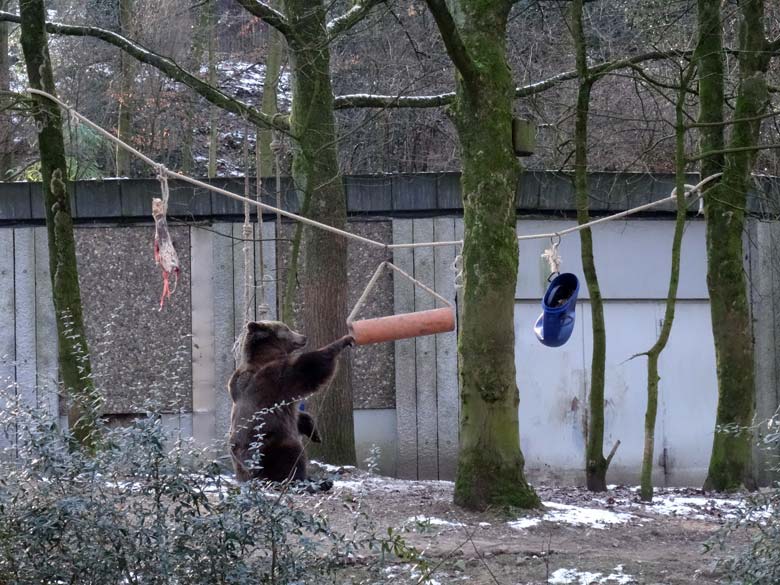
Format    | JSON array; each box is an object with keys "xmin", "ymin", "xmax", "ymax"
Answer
[
  {"xmin": 541, "ymin": 234, "xmax": 562, "ymax": 277},
  {"xmin": 26, "ymin": 88, "xmax": 722, "ymax": 254}
]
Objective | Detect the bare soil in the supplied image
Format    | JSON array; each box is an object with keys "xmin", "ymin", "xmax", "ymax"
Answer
[{"xmin": 303, "ymin": 465, "xmax": 750, "ymax": 585}]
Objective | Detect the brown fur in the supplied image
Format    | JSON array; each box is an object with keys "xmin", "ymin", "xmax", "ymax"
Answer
[{"xmin": 227, "ymin": 321, "xmax": 353, "ymax": 483}]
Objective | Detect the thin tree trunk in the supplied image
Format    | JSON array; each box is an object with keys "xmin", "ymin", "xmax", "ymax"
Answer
[
  {"xmin": 19, "ymin": 0, "xmax": 99, "ymax": 448},
  {"xmin": 569, "ymin": 0, "xmax": 610, "ymax": 492},
  {"xmin": 0, "ymin": 0, "xmax": 12, "ymax": 178},
  {"xmin": 640, "ymin": 67, "xmax": 694, "ymax": 502},
  {"xmin": 701, "ymin": 0, "xmax": 768, "ymax": 491},
  {"xmin": 424, "ymin": 0, "xmax": 539, "ymax": 510},
  {"xmin": 284, "ymin": 0, "xmax": 355, "ymax": 465},
  {"xmin": 259, "ymin": 8, "xmax": 284, "ymax": 178},
  {"xmin": 206, "ymin": 0, "xmax": 217, "ymax": 178},
  {"xmin": 115, "ymin": 0, "xmax": 134, "ymax": 176}
]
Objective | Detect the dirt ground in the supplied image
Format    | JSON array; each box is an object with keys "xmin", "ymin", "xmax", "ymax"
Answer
[{"xmin": 301, "ymin": 464, "xmax": 754, "ymax": 585}]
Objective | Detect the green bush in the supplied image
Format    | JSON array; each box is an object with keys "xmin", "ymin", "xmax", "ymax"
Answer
[
  {"xmin": 718, "ymin": 411, "xmax": 780, "ymax": 585},
  {"xmin": 0, "ymin": 397, "xmax": 396, "ymax": 585}
]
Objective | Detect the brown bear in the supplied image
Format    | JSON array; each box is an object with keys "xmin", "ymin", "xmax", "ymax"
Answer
[{"xmin": 227, "ymin": 320, "xmax": 353, "ymax": 483}]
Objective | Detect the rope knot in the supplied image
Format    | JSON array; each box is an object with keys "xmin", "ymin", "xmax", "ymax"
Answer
[{"xmin": 541, "ymin": 234, "xmax": 562, "ymax": 276}]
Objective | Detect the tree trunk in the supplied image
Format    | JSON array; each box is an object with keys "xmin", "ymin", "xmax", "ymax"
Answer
[
  {"xmin": 0, "ymin": 0, "xmax": 12, "ymax": 178},
  {"xmin": 206, "ymin": 0, "xmax": 218, "ymax": 178},
  {"xmin": 569, "ymin": 0, "xmax": 610, "ymax": 492},
  {"xmin": 259, "ymin": 9, "xmax": 284, "ymax": 177},
  {"xmin": 431, "ymin": 0, "xmax": 538, "ymax": 511},
  {"xmin": 640, "ymin": 69, "xmax": 693, "ymax": 502},
  {"xmin": 19, "ymin": 0, "xmax": 99, "ymax": 448},
  {"xmin": 284, "ymin": 0, "xmax": 355, "ymax": 465},
  {"xmin": 115, "ymin": 0, "xmax": 134, "ymax": 176},
  {"xmin": 701, "ymin": 0, "xmax": 768, "ymax": 492}
]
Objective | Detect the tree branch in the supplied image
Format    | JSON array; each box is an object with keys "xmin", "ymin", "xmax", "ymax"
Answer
[
  {"xmin": 234, "ymin": 0, "xmax": 293, "ymax": 39},
  {"xmin": 327, "ymin": 0, "xmax": 385, "ymax": 41},
  {"xmin": 0, "ymin": 11, "xmax": 290, "ymax": 132},
  {"xmin": 422, "ymin": 0, "xmax": 479, "ymax": 85},
  {"xmin": 334, "ymin": 49, "xmax": 690, "ymax": 109}
]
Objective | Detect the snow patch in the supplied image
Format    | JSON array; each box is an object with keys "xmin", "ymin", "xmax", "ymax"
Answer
[
  {"xmin": 407, "ymin": 515, "xmax": 465, "ymax": 528},
  {"xmin": 541, "ymin": 502, "xmax": 634, "ymax": 529},
  {"xmin": 549, "ymin": 564, "xmax": 635, "ymax": 584},
  {"xmin": 508, "ymin": 517, "xmax": 542, "ymax": 530}
]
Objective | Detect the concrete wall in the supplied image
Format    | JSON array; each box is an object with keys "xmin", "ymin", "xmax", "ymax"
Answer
[{"xmin": 1, "ymin": 172, "xmax": 779, "ymax": 485}]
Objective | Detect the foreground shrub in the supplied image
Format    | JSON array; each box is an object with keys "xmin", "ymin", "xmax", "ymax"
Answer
[{"xmin": 0, "ymin": 400, "xmax": 402, "ymax": 584}]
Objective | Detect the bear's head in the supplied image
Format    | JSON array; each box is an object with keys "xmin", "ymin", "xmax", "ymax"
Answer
[{"xmin": 242, "ymin": 321, "xmax": 307, "ymax": 363}]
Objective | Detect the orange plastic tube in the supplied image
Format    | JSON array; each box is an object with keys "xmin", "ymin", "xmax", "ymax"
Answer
[{"xmin": 348, "ymin": 307, "xmax": 456, "ymax": 345}]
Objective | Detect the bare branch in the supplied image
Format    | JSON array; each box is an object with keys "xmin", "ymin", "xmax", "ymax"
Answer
[
  {"xmin": 327, "ymin": 0, "xmax": 385, "ymax": 41},
  {"xmin": 335, "ymin": 49, "xmax": 690, "ymax": 109},
  {"xmin": 234, "ymin": 0, "xmax": 293, "ymax": 39},
  {"xmin": 422, "ymin": 0, "xmax": 479, "ymax": 86},
  {"xmin": 334, "ymin": 92, "xmax": 454, "ymax": 109},
  {"xmin": 0, "ymin": 11, "xmax": 290, "ymax": 132}
]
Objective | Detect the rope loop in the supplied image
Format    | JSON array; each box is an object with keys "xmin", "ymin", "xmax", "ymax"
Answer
[{"xmin": 541, "ymin": 233, "xmax": 562, "ymax": 278}]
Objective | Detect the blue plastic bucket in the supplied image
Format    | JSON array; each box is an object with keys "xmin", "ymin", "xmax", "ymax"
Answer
[{"xmin": 534, "ymin": 273, "xmax": 580, "ymax": 348}]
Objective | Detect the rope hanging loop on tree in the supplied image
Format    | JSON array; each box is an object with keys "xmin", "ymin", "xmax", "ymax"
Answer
[
  {"xmin": 541, "ymin": 233, "xmax": 562, "ymax": 280},
  {"xmin": 152, "ymin": 166, "xmax": 180, "ymax": 310}
]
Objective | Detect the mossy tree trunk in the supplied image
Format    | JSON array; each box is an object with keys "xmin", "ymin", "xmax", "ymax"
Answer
[
  {"xmin": 259, "ymin": 6, "xmax": 284, "ymax": 178},
  {"xmin": 19, "ymin": 0, "xmax": 99, "ymax": 448},
  {"xmin": 423, "ymin": 0, "xmax": 539, "ymax": 510},
  {"xmin": 282, "ymin": 0, "xmax": 354, "ymax": 465},
  {"xmin": 569, "ymin": 0, "xmax": 610, "ymax": 492},
  {"xmin": 206, "ymin": 0, "xmax": 218, "ymax": 179},
  {"xmin": 640, "ymin": 67, "xmax": 694, "ymax": 502},
  {"xmin": 699, "ymin": 0, "xmax": 769, "ymax": 491},
  {"xmin": 0, "ymin": 0, "xmax": 12, "ymax": 178},
  {"xmin": 115, "ymin": 0, "xmax": 134, "ymax": 176}
]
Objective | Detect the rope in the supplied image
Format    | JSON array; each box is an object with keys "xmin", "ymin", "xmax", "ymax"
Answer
[
  {"xmin": 26, "ymin": 89, "xmax": 721, "ymax": 253},
  {"xmin": 347, "ymin": 261, "xmax": 454, "ymax": 325},
  {"xmin": 541, "ymin": 234, "xmax": 562, "ymax": 276}
]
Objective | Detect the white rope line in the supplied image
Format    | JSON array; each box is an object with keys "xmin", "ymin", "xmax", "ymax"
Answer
[
  {"xmin": 27, "ymin": 88, "xmax": 719, "ymax": 252},
  {"xmin": 347, "ymin": 261, "xmax": 454, "ymax": 325}
]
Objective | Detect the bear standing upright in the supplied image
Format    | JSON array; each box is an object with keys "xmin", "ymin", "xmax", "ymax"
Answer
[{"xmin": 228, "ymin": 320, "xmax": 353, "ymax": 483}]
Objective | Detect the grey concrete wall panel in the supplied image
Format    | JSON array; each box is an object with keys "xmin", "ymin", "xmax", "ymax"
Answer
[
  {"xmin": 0, "ymin": 230, "xmax": 15, "ymax": 451},
  {"xmin": 0, "ymin": 182, "xmax": 31, "ymax": 220},
  {"xmin": 354, "ymin": 408, "xmax": 398, "ymax": 477},
  {"xmin": 30, "ymin": 183, "xmax": 76, "ymax": 220},
  {"xmin": 392, "ymin": 174, "xmax": 437, "ymax": 211},
  {"xmin": 537, "ymin": 172, "xmax": 575, "ymax": 210},
  {"xmin": 13, "ymin": 229, "xmax": 37, "ymax": 411},
  {"xmin": 209, "ymin": 179, "xmax": 246, "ymax": 216},
  {"xmin": 74, "ymin": 180, "xmax": 122, "ymax": 218},
  {"xmin": 346, "ymin": 222, "xmax": 394, "ymax": 410},
  {"xmin": 517, "ymin": 171, "xmax": 542, "ymax": 209},
  {"xmin": 436, "ymin": 174, "xmax": 462, "ymax": 209},
  {"xmin": 119, "ymin": 180, "xmax": 155, "ymax": 217},
  {"xmin": 515, "ymin": 219, "xmax": 709, "ymax": 301},
  {"xmin": 392, "ymin": 219, "xmax": 418, "ymax": 478},
  {"xmin": 515, "ymin": 300, "xmax": 588, "ymax": 485},
  {"xmin": 412, "ymin": 218, "xmax": 438, "ymax": 480},
  {"xmin": 749, "ymin": 220, "xmax": 780, "ymax": 485},
  {"xmin": 345, "ymin": 176, "xmax": 392, "ymax": 212},
  {"xmin": 433, "ymin": 217, "xmax": 459, "ymax": 480},
  {"xmin": 33, "ymin": 227, "xmax": 58, "ymax": 418},
  {"xmin": 190, "ymin": 226, "xmax": 217, "ymax": 450},
  {"xmin": 211, "ymin": 223, "xmax": 236, "ymax": 460},
  {"xmin": 74, "ymin": 226, "xmax": 192, "ymax": 414}
]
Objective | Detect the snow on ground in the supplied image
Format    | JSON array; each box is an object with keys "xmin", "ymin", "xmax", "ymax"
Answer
[
  {"xmin": 406, "ymin": 515, "xmax": 465, "ymax": 528},
  {"xmin": 509, "ymin": 502, "xmax": 634, "ymax": 531},
  {"xmin": 549, "ymin": 565, "xmax": 636, "ymax": 584}
]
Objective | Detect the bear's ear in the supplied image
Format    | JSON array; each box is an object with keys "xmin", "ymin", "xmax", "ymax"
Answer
[{"xmin": 247, "ymin": 322, "xmax": 264, "ymax": 333}]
